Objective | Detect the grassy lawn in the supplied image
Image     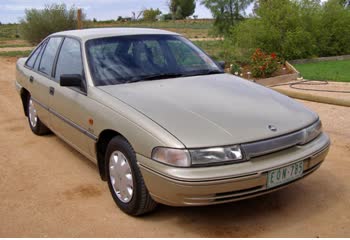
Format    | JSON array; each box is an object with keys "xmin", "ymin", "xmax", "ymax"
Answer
[{"xmin": 294, "ymin": 60, "xmax": 350, "ymax": 82}]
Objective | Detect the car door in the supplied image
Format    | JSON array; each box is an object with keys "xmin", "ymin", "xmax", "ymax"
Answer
[
  {"xmin": 25, "ymin": 38, "xmax": 62, "ymax": 126},
  {"xmin": 48, "ymin": 37, "xmax": 96, "ymax": 160}
]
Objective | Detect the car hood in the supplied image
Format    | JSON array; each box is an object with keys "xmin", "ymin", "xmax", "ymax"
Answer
[{"xmin": 99, "ymin": 74, "xmax": 318, "ymax": 148}]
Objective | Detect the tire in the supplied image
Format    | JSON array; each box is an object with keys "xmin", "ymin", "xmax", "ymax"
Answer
[
  {"xmin": 27, "ymin": 95, "xmax": 50, "ymax": 136},
  {"xmin": 106, "ymin": 136, "xmax": 157, "ymax": 216}
]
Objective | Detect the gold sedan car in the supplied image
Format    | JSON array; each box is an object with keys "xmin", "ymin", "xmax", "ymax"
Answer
[{"xmin": 16, "ymin": 28, "xmax": 330, "ymax": 216}]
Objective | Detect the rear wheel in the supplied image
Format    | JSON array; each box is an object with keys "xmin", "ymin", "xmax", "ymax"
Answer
[
  {"xmin": 27, "ymin": 96, "xmax": 50, "ymax": 135},
  {"xmin": 106, "ymin": 136, "xmax": 157, "ymax": 216}
]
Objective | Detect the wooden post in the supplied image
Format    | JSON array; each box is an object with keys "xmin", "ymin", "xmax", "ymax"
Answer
[{"xmin": 77, "ymin": 8, "xmax": 83, "ymax": 29}]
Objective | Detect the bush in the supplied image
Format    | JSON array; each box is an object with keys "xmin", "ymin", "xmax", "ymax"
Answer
[
  {"xmin": 20, "ymin": 4, "xmax": 81, "ymax": 44},
  {"xmin": 251, "ymin": 49, "xmax": 279, "ymax": 78},
  {"xmin": 143, "ymin": 8, "xmax": 161, "ymax": 22},
  {"xmin": 230, "ymin": 0, "xmax": 350, "ymax": 60}
]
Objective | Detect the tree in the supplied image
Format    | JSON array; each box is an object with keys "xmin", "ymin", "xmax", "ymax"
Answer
[
  {"xmin": 229, "ymin": 0, "xmax": 350, "ymax": 60},
  {"xmin": 20, "ymin": 4, "xmax": 84, "ymax": 44},
  {"xmin": 143, "ymin": 8, "xmax": 162, "ymax": 21},
  {"xmin": 169, "ymin": 0, "xmax": 196, "ymax": 19},
  {"xmin": 201, "ymin": 0, "xmax": 254, "ymax": 36},
  {"xmin": 342, "ymin": 0, "xmax": 350, "ymax": 7}
]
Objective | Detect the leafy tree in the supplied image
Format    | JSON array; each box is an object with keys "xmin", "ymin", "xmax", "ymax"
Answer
[
  {"xmin": 201, "ymin": 0, "xmax": 254, "ymax": 36},
  {"xmin": 20, "ymin": 4, "xmax": 83, "ymax": 44},
  {"xmin": 169, "ymin": 0, "xmax": 196, "ymax": 19},
  {"xmin": 143, "ymin": 8, "xmax": 162, "ymax": 21}
]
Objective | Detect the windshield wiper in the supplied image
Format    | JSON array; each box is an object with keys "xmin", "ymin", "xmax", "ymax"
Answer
[
  {"xmin": 127, "ymin": 73, "xmax": 184, "ymax": 83},
  {"xmin": 196, "ymin": 69, "xmax": 224, "ymax": 76},
  {"xmin": 183, "ymin": 69, "xmax": 224, "ymax": 77}
]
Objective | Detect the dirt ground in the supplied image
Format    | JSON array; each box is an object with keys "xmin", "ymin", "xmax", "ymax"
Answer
[
  {"xmin": 0, "ymin": 57, "xmax": 349, "ymax": 237},
  {"xmin": 0, "ymin": 47, "xmax": 34, "ymax": 52}
]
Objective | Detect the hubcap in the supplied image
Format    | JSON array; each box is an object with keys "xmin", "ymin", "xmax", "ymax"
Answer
[
  {"xmin": 28, "ymin": 98, "xmax": 38, "ymax": 128},
  {"xmin": 109, "ymin": 151, "xmax": 134, "ymax": 203}
]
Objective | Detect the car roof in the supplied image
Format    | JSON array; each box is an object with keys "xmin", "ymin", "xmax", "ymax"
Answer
[{"xmin": 51, "ymin": 28, "xmax": 180, "ymax": 41}]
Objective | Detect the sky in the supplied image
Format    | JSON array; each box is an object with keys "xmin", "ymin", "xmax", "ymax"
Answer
[{"xmin": 0, "ymin": 0, "xmax": 213, "ymax": 23}]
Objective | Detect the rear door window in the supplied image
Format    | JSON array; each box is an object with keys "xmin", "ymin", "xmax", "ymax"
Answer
[{"xmin": 39, "ymin": 37, "xmax": 63, "ymax": 76}]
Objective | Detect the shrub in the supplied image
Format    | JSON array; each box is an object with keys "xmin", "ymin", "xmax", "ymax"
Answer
[
  {"xmin": 20, "ymin": 4, "xmax": 82, "ymax": 44},
  {"xmin": 251, "ymin": 49, "xmax": 279, "ymax": 78},
  {"xmin": 143, "ymin": 8, "xmax": 161, "ymax": 22},
  {"xmin": 230, "ymin": 63, "xmax": 242, "ymax": 75},
  {"xmin": 230, "ymin": 0, "xmax": 350, "ymax": 60}
]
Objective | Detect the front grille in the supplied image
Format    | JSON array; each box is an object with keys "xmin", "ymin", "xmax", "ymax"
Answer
[{"xmin": 241, "ymin": 120, "xmax": 321, "ymax": 160}]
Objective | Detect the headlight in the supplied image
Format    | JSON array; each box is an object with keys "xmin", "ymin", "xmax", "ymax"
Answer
[
  {"xmin": 300, "ymin": 120, "xmax": 323, "ymax": 145},
  {"xmin": 152, "ymin": 145, "xmax": 243, "ymax": 167},
  {"xmin": 190, "ymin": 145, "xmax": 243, "ymax": 166}
]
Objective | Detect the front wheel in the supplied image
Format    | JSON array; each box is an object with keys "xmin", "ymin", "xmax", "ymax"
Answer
[
  {"xmin": 106, "ymin": 136, "xmax": 157, "ymax": 216},
  {"xmin": 27, "ymin": 96, "xmax": 50, "ymax": 135}
]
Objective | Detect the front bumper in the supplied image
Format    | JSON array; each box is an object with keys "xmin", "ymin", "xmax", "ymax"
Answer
[{"xmin": 138, "ymin": 133, "xmax": 330, "ymax": 206}]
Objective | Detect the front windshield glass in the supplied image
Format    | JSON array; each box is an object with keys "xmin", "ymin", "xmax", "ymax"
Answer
[{"xmin": 85, "ymin": 35, "xmax": 223, "ymax": 86}]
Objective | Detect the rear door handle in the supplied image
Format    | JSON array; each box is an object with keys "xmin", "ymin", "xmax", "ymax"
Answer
[
  {"xmin": 49, "ymin": 87, "xmax": 55, "ymax": 96},
  {"xmin": 29, "ymin": 76, "xmax": 34, "ymax": 83}
]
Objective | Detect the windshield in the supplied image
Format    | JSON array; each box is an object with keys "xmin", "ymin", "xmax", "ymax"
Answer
[{"xmin": 85, "ymin": 35, "xmax": 224, "ymax": 86}]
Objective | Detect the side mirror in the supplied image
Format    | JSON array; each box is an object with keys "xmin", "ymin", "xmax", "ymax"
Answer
[
  {"xmin": 216, "ymin": 61, "xmax": 226, "ymax": 69},
  {"xmin": 60, "ymin": 74, "xmax": 83, "ymax": 88}
]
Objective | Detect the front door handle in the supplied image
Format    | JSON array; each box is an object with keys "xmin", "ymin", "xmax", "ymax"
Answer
[
  {"xmin": 49, "ymin": 87, "xmax": 55, "ymax": 96},
  {"xmin": 29, "ymin": 76, "xmax": 34, "ymax": 83}
]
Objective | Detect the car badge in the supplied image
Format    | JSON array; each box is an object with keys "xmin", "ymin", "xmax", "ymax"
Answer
[{"xmin": 268, "ymin": 125, "xmax": 277, "ymax": 132}]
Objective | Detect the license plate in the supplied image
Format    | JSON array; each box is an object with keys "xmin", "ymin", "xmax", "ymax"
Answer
[{"xmin": 267, "ymin": 161, "xmax": 304, "ymax": 189}]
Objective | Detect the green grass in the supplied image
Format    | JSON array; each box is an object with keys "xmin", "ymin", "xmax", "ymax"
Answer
[
  {"xmin": 90, "ymin": 20, "xmax": 213, "ymax": 39},
  {"xmin": 92, "ymin": 20, "xmax": 213, "ymax": 29},
  {"xmin": 0, "ymin": 50, "xmax": 32, "ymax": 57},
  {"xmin": 0, "ymin": 20, "xmax": 213, "ymax": 41},
  {"xmin": 294, "ymin": 60, "xmax": 350, "ymax": 82},
  {"xmin": 192, "ymin": 40, "xmax": 223, "ymax": 59},
  {"xmin": 0, "ymin": 24, "xmax": 20, "ymax": 40}
]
